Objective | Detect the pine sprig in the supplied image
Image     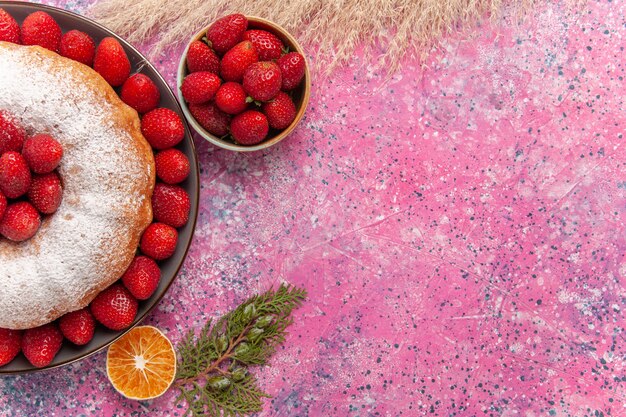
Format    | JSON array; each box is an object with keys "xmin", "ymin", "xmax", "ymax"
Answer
[{"xmin": 175, "ymin": 284, "xmax": 307, "ymax": 417}]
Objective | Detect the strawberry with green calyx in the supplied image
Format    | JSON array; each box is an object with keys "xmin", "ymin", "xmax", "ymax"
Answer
[{"xmin": 243, "ymin": 61, "xmax": 282, "ymax": 102}]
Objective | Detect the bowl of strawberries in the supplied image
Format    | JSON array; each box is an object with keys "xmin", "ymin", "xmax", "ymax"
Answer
[{"xmin": 177, "ymin": 14, "xmax": 310, "ymax": 151}]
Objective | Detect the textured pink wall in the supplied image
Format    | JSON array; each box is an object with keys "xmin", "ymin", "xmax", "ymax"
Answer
[{"xmin": 1, "ymin": 0, "xmax": 625, "ymax": 416}]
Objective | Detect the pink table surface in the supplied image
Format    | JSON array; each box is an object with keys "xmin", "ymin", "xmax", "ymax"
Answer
[{"xmin": 2, "ymin": 0, "xmax": 626, "ymax": 416}]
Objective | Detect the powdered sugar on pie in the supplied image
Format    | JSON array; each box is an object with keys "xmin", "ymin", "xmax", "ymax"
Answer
[{"xmin": 0, "ymin": 42, "xmax": 155, "ymax": 330}]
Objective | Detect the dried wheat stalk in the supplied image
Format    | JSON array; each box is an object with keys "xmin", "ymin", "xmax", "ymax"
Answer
[{"xmin": 88, "ymin": 0, "xmax": 578, "ymax": 73}]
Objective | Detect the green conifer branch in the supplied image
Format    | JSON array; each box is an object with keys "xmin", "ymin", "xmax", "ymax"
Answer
[{"xmin": 175, "ymin": 284, "xmax": 307, "ymax": 416}]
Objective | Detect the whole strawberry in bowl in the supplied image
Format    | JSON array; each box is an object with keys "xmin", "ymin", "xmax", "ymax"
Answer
[{"xmin": 177, "ymin": 14, "xmax": 310, "ymax": 152}]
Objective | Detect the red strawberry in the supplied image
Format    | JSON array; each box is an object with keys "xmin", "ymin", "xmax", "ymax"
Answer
[
  {"xmin": 0, "ymin": 151, "xmax": 31, "ymax": 199},
  {"xmin": 121, "ymin": 74, "xmax": 161, "ymax": 114},
  {"xmin": 189, "ymin": 102, "xmax": 231, "ymax": 137},
  {"xmin": 90, "ymin": 283, "xmax": 138, "ymax": 331},
  {"xmin": 277, "ymin": 52, "xmax": 306, "ymax": 90},
  {"xmin": 0, "ymin": 8, "xmax": 20, "ymax": 44},
  {"xmin": 59, "ymin": 30, "xmax": 96, "ymax": 66},
  {"xmin": 0, "ymin": 328, "xmax": 21, "ymax": 366},
  {"xmin": 140, "ymin": 222, "xmax": 178, "ymax": 260},
  {"xmin": 181, "ymin": 72, "xmax": 221, "ymax": 104},
  {"xmin": 230, "ymin": 110, "xmax": 269, "ymax": 145},
  {"xmin": 0, "ymin": 202, "xmax": 41, "ymax": 241},
  {"xmin": 215, "ymin": 82, "xmax": 248, "ymax": 115},
  {"xmin": 20, "ymin": 11, "xmax": 61, "ymax": 52},
  {"xmin": 243, "ymin": 30, "xmax": 284, "ymax": 61},
  {"xmin": 121, "ymin": 256, "xmax": 161, "ymax": 300},
  {"xmin": 220, "ymin": 40, "xmax": 258, "ymax": 82},
  {"xmin": 21, "ymin": 323, "xmax": 63, "ymax": 368},
  {"xmin": 155, "ymin": 149, "xmax": 190, "ymax": 184},
  {"xmin": 262, "ymin": 91, "xmax": 297, "ymax": 130},
  {"xmin": 152, "ymin": 183, "xmax": 190, "ymax": 228},
  {"xmin": 28, "ymin": 172, "xmax": 63, "ymax": 214},
  {"xmin": 0, "ymin": 111, "xmax": 25, "ymax": 154},
  {"xmin": 0, "ymin": 191, "xmax": 6, "ymax": 221},
  {"xmin": 186, "ymin": 40, "xmax": 220, "ymax": 74},
  {"xmin": 206, "ymin": 13, "xmax": 248, "ymax": 55},
  {"xmin": 59, "ymin": 308, "xmax": 95, "ymax": 346},
  {"xmin": 243, "ymin": 61, "xmax": 282, "ymax": 102},
  {"xmin": 22, "ymin": 134, "xmax": 63, "ymax": 174},
  {"xmin": 93, "ymin": 37, "xmax": 131, "ymax": 87},
  {"xmin": 141, "ymin": 108, "xmax": 185, "ymax": 149}
]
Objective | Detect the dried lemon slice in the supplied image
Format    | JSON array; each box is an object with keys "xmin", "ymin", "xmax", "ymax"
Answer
[{"xmin": 106, "ymin": 325, "xmax": 177, "ymax": 400}]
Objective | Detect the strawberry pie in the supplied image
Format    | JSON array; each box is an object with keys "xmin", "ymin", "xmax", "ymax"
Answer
[
  {"xmin": 0, "ymin": 40, "xmax": 155, "ymax": 331},
  {"xmin": 0, "ymin": 8, "xmax": 192, "ymax": 369}
]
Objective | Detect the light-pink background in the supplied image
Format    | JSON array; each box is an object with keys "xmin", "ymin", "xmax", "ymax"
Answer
[{"xmin": 1, "ymin": 0, "xmax": 625, "ymax": 416}]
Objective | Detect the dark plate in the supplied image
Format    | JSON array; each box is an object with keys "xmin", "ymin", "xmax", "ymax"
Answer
[{"xmin": 0, "ymin": 1, "xmax": 199, "ymax": 374}]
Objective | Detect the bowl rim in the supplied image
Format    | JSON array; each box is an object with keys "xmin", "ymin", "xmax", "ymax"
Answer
[
  {"xmin": 177, "ymin": 15, "xmax": 311, "ymax": 152},
  {"xmin": 0, "ymin": 0, "xmax": 200, "ymax": 375}
]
